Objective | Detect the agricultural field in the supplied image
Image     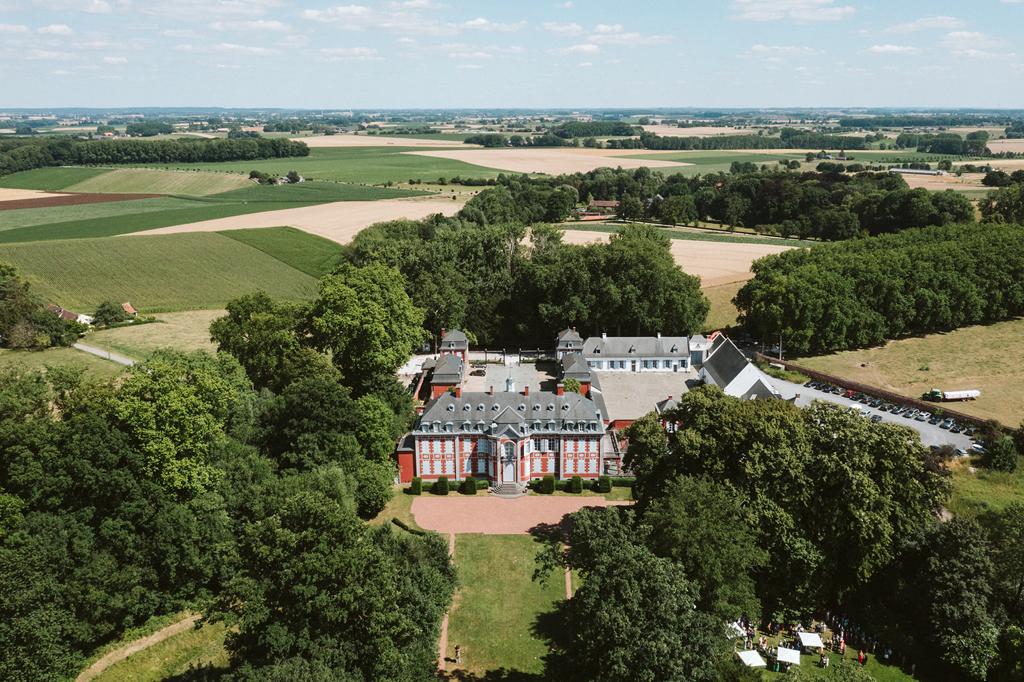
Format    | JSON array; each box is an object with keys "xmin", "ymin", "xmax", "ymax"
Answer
[
  {"xmin": 796, "ymin": 318, "xmax": 1024, "ymax": 427},
  {"xmin": 219, "ymin": 226, "xmax": 344, "ymax": 276},
  {"xmin": 134, "ymin": 146, "xmax": 503, "ymax": 185},
  {"xmin": 702, "ymin": 280, "xmax": 745, "ymax": 331},
  {"xmin": 294, "ymin": 133, "xmax": 471, "ymax": 147},
  {"xmin": 61, "ymin": 168, "xmax": 253, "ymax": 195},
  {"xmin": 445, "ymin": 534, "xmax": 566, "ymax": 676},
  {"xmin": 948, "ymin": 456, "xmax": 1024, "ymax": 519},
  {"xmin": 86, "ymin": 310, "xmax": 222, "ymax": 361},
  {"xmin": 404, "ymin": 147, "xmax": 691, "ymax": 174},
  {"xmin": 0, "ymin": 166, "xmax": 109, "ymax": 190},
  {"xmin": 0, "ymin": 232, "xmax": 319, "ymax": 312},
  {"xmin": 0, "ymin": 196, "xmax": 203, "ymax": 231}
]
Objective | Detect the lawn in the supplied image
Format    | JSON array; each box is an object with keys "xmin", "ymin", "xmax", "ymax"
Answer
[
  {"xmin": 91, "ymin": 621, "xmax": 229, "ymax": 682},
  {"xmin": 0, "ymin": 166, "xmax": 109, "ymax": 190},
  {"xmin": 367, "ymin": 487, "xmax": 421, "ymax": 529},
  {"xmin": 0, "ymin": 346, "xmax": 124, "ymax": 379},
  {"xmin": 446, "ymin": 534, "xmax": 565, "ymax": 676},
  {"xmin": 796, "ymin": 318, "xmax": 1024, "ymax": 428},
  {"xmin": 219, "ymin": 226, "xmax": 345, "ymax": 277},
  {"xmin": 948, "ymin": 456, "xmax": 1024, "ymax": 518},
  {"xmin": 560, "ymin": 222, "xmax": 808, "ymax": 247},
  {"xmin": 86, "ymin": 310, "xmax": 222, "ymax": 361},
  {"xmin": 63, "ymin": 168, "xmax": 252, "ymax": 195},
  {"xmin": 703, "ymin": 280, "xmax": 745, "ymax": 331},
  {"xmin": 0, "ymin": 232, "xmax": 318, "ymax": 312},
  {"xmin": 135, "ymin": 146, "xmax": 502, "ymax": 185}
]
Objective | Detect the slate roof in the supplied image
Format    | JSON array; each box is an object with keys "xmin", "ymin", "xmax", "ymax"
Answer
[
  {"xmin": 701, "ymin": 337, "xmax": 751, "ymax": 389},
  {"xmin": 560, "ymin": 352, "xmax": 593, "ymax": 380},
  {"xmin": 689, "ymin": 334, "xmax": 710, "ymax": 349},
  {"xmin": 440, "ymin": 329, "xmax": 469, "ymax": 349},
  {"xmin": 430, "ymin": 354, "xmax": 464, "ymax": 385},
  {"xmin": 557, "ymin": 327, "xmax": 582, "ymax": 344},
  {"xmin": 582, "ymin": 336, "xmax": 690, "ymax": 358},
  {"xmin": 418, "ymin": 390, "xmax": 605, "ymax": 434},
  {"xmin": 655, "ymin": 396, "xmax": 679, "ymax": 413},
  {"xmin": 741, "ymin": 378, "xmax": 778, "ymax": 401}
]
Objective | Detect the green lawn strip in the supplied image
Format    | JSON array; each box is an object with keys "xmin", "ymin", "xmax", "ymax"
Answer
[
  {"xmin": 948, "ymin": 456, "xmax": 1024, "ymax": 518},
  {"xmin": 0, "ymin": 346, "xmax": 125, "ymax": 379},
  {"xmin": 560, "ymin": 222, "xmax": 810, "ymax": 247},
  {"xmin": 447, "ymin": 534, "xmax": 564, "ymax": 675},
  {"xmin": 92, "ymin": 621, "xmax": 229, "ymax": 682},
  {"xmin": 218, "ymin": 226, "xmax": 345, "ymax": 277},
  {"xmin": 367, "ymin": 488, "xmax": 422, "ymax": 530},
  {"xmin": 77, "ymin": 611, "xmax": 193, "ymax": 673},
  {"xmin": 754, "ymin": 645, "xmax": 916, "ymax": 680},
  {"xmin": 130, "ymin": 146, "xmax": 502, "ymax": 185},
  {"xmin": 0, "ymin": 200, "xmax": 314, "ymax": 243},
  {"xmin": 0, "ymin": 166, "xmax": 109, "ymax": 190},
  {"xmin": 0, "ymin": 197, "xmax": 202, "ymax": 231},
  {"xmin": 0, "ymin": 233, "xmax": 318, "ymax": 312}
]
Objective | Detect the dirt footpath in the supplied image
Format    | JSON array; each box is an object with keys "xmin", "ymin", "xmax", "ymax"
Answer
[{"xmin": 411, "ymin": 496, "xmax": 630, "ymax": 534}]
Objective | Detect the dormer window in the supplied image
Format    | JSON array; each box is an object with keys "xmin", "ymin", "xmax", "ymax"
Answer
[
  {"xmin": 533, "ymin": 404, "xmax": 540, "ymax": 411},
  {"xmin": 477, "ymin": 403, "xmax": 484, "ymax": 411},
  {"xmin": 463, "ymin": 404, "xmax": 471, "ymax": 411},
  {"xmin": 517, "ymin": 404, "xmax": 525, "ymax": 411},
  {"xmin": 628, "ymin": 345, "xmax": 636, "ymax": 353},
  {"xmin": 562, "ymin": 404, "xmax": 570, "ymax": 411},
  {"xmin": 670, "ymin": 344, "xmax": 678, "ymax": 353},
  {"xmin": 447, "ymin": 404, "xmax": 455, "ymax": 412},
  {"xmin": 547, "ymin": 404, "xmax": 554, "ymax": 411},
  {"xmin": 492, "ymin": 404, "xmax": 500, "ymax": 411}
]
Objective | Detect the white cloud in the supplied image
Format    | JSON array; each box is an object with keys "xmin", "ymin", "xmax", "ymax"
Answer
[
  {"xmin": 461, "ymin": 17, "xmax": 525, "ymax": 32},
  {"xmin": 215, "ymin": 62, "xmax": 241, "ymax": 69},
  {"xmin": 0, "ymin": 23, "xmax": 29, "ymax": 33},
  {"xmin": 558, "ymin": 1, "xmax": 573, "ymax": 7},
  {"xmin": 746, "ymin": 44, "xmax": 819, "ymax": 57},
  {"xmin": 163, "ymin": 28, "xmax": 198, "ymax": 38},
  {"xmin": 26, "ymin": 48, "xmax": 75, "ymax": 59},
  {"xmin": 885, "ymin": 15, "xmax": 963, "ymax": 33},
  {"xmin": 553, "ymin": 43, "xmax": 598, "ymax": 54},
  {"xmin": 542, "ymin": 21, "xmax": 583, "ymax": 35},
  {"xmin": 102, "ymin": 55, "xmax": 126, "ymax": 63},
  {"xmin": 594, "ymin": 23, "xmax": 622, "ymax": 33},
  {"xmin": 448, "ymin": 50, "xmax": 492, "ymax": 60},
  {"xmin": 587, "ymin": 23, "xmax": 670, "ymax": 46},
  {"xmin": 209, "ymin": 19, "xmax": 289, "ymax": 31},
  {"xmin": 38, "ymin": 23, "xmax": 73, "ymax": 34},
  {"xmin": 32, "ymin": 0, "xmax": 111, "ymax": 13},
  {"xmin": 456, "ymin": 63, "xmax": 482, "ymax": 69},
  {"xmin": 867, "ymin": 44, "xmax": 920, "ymax": 54},
  {"xmin": 942, "ymin": 30, "xmax": 1001, "ymax": 58},
  {"xmin": 319, "ymin": 46, "xmax": 381, "ymax": 61},
  {"xmin": 301, "ymin": 4, "xmax": 457, "ymax": 35},
  {"xmin": 214, "ymin": 42, "xmax": 279, "ymax": 56},
  {"xmin": 731, "ymin": 0, "xmax": 855, "ymax": 22},
  {"xmin": 51, "ymin": 68, "xmax": 74, "ymax": 75},
  {"xmin": 578, "ymin": 60, "xmax": 592, "ymax": 67}
]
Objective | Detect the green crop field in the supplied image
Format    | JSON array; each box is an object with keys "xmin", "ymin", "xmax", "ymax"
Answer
[
  {"xmin": 219, "ymin": 226, "xmax": 345, "ymax": 277},
  {"xmin": 0, "ymin": 197, "xmax": 202, "ymax": 231},
  {"xmin": 0, "ymin": 166, "xmax": 109, "ymax": 190},
  {"xmin": 210, "ymin": 180, "xmax": 425, "ymax": 203},
  {"xmin": 135, "ymin": 147, "xmax": 502, "ymax": 185},
  {"xmin": 63, "ymin": 168, "xmax": 253, "ymax": 195},
  {"xmin": 0, "ymin": 232, "xmax": 318, "ymax": 312}
]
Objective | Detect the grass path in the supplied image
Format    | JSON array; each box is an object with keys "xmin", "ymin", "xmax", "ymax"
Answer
[{"xmin": 76, "ymin": 613, "xmax": 201, "ymax": 682}]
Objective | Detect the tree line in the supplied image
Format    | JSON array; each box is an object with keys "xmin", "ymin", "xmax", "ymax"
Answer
[
  {"xmin": 346, "ymin": 210, "xmax": 708, "ymax": 347},
  {"xmin": 470, "ymin": 166, "xmax": 974, "ymax": 240},
  {"xmin": 735, "ymin": 222, "xmax": 1024, "ymax": 355},
  {"xmin": 0, "ymin": 263, "xmax": 83, "ymax": 349},
  {"xmin": 534, "ymin": 386, "xmax": 1024, "ymax": 680},
  {"xmin": 1, "ymin": 262, "xmax": 455, "ymax": 680},
  {"xmin": 0, "ymin": 136, "xmax": 308, "ymax": 178},
  {"xmin": 550, "ymin": 121, "xmax": 638, "ymax": 138},
  {"xmin": 894, "ymin": 131, "xmax": 990, "ymax": 155}
]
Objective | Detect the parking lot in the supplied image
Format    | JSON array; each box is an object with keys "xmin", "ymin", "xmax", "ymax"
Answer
[{"xmin": 771, "ymin": 377, "xmax": 977, "ymax": 451}]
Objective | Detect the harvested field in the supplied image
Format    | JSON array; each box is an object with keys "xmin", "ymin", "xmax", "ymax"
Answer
[
  {"xmin": 131, "ymin": 197, "xmax": 462, "ymax": 245},
  {"xmin": 63, "ymin": 168, "xmax": 253, "ymax": 196},
  {"xmin": 560, "ymin": 229, "xmax": 793, "ymax": 286},
  {"xmin": 0, "ymin": 187, "xmax": 69, "ymax": 203},
  {"xmin": 0, "ymin": 191, "xmax": 163, "ymax": 211},
  {"xmin": 641, "ymin": 124, "xmax": 757, "ymax": 137},
  {"xmin": 404, "ymin": 148, "xmax": 690, "ymax": 174},
  {"xmin": 900, "ymin": 172, "xmax": 987, "ymax": 192},
  {"xmin": 956, "ymin": 157, "xmax": 1024, "ymax": 170},
  {"xmin": 981, "ymin": 138, "xmax": 1024, "ymax": 154},
  {"xmin": 293, "ymin": 134, "xmax": 469, "ymax": 148}
]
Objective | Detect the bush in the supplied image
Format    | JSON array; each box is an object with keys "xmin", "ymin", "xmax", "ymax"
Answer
[
  {"xmin": 611, "ymin": 477, "xmax": 636, "ymax": 487},
  {"xmin": 433, "ymin": 476, "xmax": 450, "ymax": 496},
  {"xmin": 476, "ymin": 478, "xmax": 489, "ymax": 490},
  {"xmin": 409, "ymin": 477, "xmax": 422, "ymax": 495},
  {"xmin": 540, "ymin": 475, "xmax": 555, "ymax": 495},
  {"xmin": 460, "ymin": 476, "xmax": 478, "ymax": 495},
  {"xmin": 987, "ymin": 436, "xmax": 1019, "ymax": 473},
  {"xmin": 595, "ymin": 476, "xmax": 612, "ymax": 493},
  {"xmin": 569, "ymin": 475, "xmax": 583, "ymax": 494}
]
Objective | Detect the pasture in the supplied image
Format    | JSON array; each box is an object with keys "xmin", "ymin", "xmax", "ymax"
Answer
[
  {"xmin": 0, "ymin": 346, "xmax": 124, "ymax": 380},
  {"xmin": 796, "ymin": 318, "xmax": 1024, "ymax": 427},
  {"xmin": 0, "ymin": 166, "xmax": 109, "ymax": 190},
  {"xmin": 0, "ymin": 232, "xmax": 319, "ymax": 312},
  {"xmin": 86, "ymin": 310, "xmax": 222, "ymax": 361}
]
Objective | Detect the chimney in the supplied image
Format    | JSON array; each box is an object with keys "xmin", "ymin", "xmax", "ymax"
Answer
[
  {"xmin": 572, "ymin": 326, "xmax": 576, "ymax": 332},
  {"xmin": 668, "ymin": 395, "xmax": 673, "ymax": 400},
  {"xmin": 488, "ymin": 385, "xmax": 494, "ymax": 395},
  {"xmin": 657, "ymin": 332, "xmax": 662, "ymax": 339},
  {"xmin": 556, "ymin": 383, "xmax": 565, "ymax": 396},
  {"xmin": 601, "ymin": 331, "xmax": 607, "ymax": 340},
  {"xmin": 523, "ymin": 385, "xmax": 530, "ymax": 396}
]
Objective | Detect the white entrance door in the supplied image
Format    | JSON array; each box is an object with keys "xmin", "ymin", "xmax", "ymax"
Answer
[{"xmin": 502, "ymin": 442, "xmax": 516, "ymax": 482}]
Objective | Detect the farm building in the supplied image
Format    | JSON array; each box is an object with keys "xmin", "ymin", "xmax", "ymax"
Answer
[
  {"xmin": 889, "ymin": 168, "xmax": 947, "ymax": 176},
  {"xmin": 698, "ymin": 336, "xmax": 780, "ymax": 400},
  {"xmin": 581, "ymin": 332, "xmax": 699, "ymax": 372}
]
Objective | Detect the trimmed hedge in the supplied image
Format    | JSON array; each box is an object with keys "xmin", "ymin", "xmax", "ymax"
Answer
[
  {"xmin": 594, "ymin": 476, "xmax": 612, "ymax": 493},
  {"xmin": 391, "ymin": 518, "xmax": 426, "ymax": 536},
  {"xmin": 409, "ymin": 477, "xmax": 422, "ymax": 496},
  {"xmin": 540, "ymin": 475, "xmax": 555, "ymax": 495},
  {"xmin": 433, "ymin": 476, "xmax": 450, "ymax": 496},
  {"xmin": 569, "ymin": 475, "xmax": 583, "ymax": 494},
  {"xmin": 460, "ymin": 476, "xmax": 478, "ymax": 495},
  {"xmin": 611, "ymin": 477, "xmax": 636, "ymax": 488}
]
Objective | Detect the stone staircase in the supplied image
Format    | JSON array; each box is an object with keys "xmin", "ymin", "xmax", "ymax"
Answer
[{"xmin": 490, "ymin": 482, "xmax": 527, "ymax": 498}]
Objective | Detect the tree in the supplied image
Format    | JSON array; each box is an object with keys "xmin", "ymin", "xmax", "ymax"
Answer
[
  {"xmin": 92, "ymin": 300, "xmax": 128, "ymax": 327},
  {"xmin": 643, "ymin": 475, "xmax": 766, "ymax": 621},
  {"xmin": 984, "ymin": 503, "xmax": 1024, "ymax": 621},
  {"xmin": 657, "ymin": 194, "xmax": 697, "ymax": 226},
  {"xmin": 988, "ymin": 435, "xmax": 1019, "ymax": 472},
  {"xmin": 306, "ymin": 263, "xmax": 425, "ymax": 392},
  {"xmin": 563, "ymin": 378, "xmax": 582, "ymax": 394},
  {"xmin": 617, "ymin": 195, "xmax": 644, "ymax": 221},
  {"xmin": 540, "ymin": 508, "xmax": 725, "ymax": 682}
]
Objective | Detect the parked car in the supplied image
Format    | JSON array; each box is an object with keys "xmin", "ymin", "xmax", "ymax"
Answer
[
  {"xmin": 891, "ymin": 406, "xmax": 906, "ymax": 415},
  {"xmin": 804, "ymin": 380, "xmax": 816, "ymax": 388},
  {"xmin": 964, "ymin": 427, "xmax": 976, "ymax": 437},
  {"xmin": 950, "ymin": 424, "xmax": 964, "ymax": 434},
  {"xmin": 915, "ymin": 412, "xmax": 930, "ymax": 421},
  {"xmin": 469, "ymin": 369, "xmax": 486, "ymax": 376},
  {"xmin": 955, "ymin": 447, "xmax": 969, "ymax": 458},
  {"xmin": 928, "ymin": 416, "xmax": 942, "ymax": 425},
  {"xmin": 939, "ymin": 419, "xmax": 954, "ymax": 429},
  {"xmin": 870, "ymin": 415, "xmax": 883, "ymax": 423},
  {"xmin": 970, "ymin": 443, "xmax": 987, "ymax": 454},
  {"xmin": 870, "ymin": 399, "xmax": 884, "ymax": 408},
  {"xmin": 904, "ymin": 409, "xmax": 919, "ymax": 419}
]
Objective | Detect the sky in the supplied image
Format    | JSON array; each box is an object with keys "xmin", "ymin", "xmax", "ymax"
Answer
[{"xmin": 1, "ymin": 0, "xmax": 1023, "ymax": 109}]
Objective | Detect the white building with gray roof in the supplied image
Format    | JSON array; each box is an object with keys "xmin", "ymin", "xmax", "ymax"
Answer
[
  {"xmin": 698, "ymin": 336, "xmax": 780, "ymax": 400},
  {"xmin": 582, "ymin": 333, "xmax": 697, "ymax": 372}
]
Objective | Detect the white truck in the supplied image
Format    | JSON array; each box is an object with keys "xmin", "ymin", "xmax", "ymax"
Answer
[{"xmin": 923, "ymin": 388, "xmax": 981, "ymax": 402}]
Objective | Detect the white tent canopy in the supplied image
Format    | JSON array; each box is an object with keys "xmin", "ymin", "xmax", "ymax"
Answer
[
  {"xmin": 798, "ymin": 631, "xmax": 824, "ymax": 649},
  {"xmin": 777, "ymin": 646, "xmax": 802, "ymax": 665},
  {"xmin": 729, "ymin": 622, "xmax": 745, "ymax": 638},
  {"xmin": 737, "ymin": 650, "xmax": 766, "ymax": 668}
]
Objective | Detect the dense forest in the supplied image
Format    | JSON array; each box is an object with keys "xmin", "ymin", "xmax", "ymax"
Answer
[
  {"xmin": 470, "ymin": 167, "xmax": 974, "ymax": 240},
  {"xmin": 894, "ymin": 131, "xmax": 991, "ymax": 155},
  {"xmin": 0, "ymin": 263, "xmax": 455, "ymax": 681},
  {"xmin": 0, "ymin": 136, "xmax": 308, "ymax": 178},
  {"xmin": 346, "ymin": 211, "xmax": 708, "ymax": 346},
  {"xmin": 735, "ymin": 222, "xmax": 1024, "ymax": 355},
  {"xmin": 531, "ymin": 387, "xmax": 1024, "ymax": 680},
  {"xmin": 0, "ymin": 264, "xmax": 83, "ymax": 349}
]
